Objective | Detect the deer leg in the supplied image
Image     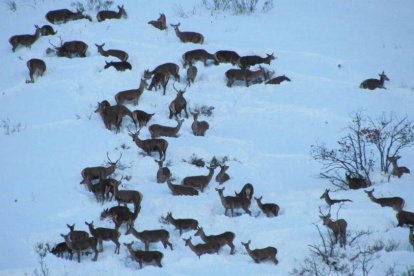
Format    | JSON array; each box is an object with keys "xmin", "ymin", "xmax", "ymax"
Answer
[
  {"xmin": 99, "ymin": 239, "xmax": 103, "ymax": 252},
  {"xmin": 77, "ymin": 251, "xmax": 81, "ymax": 263},
  {"xmin": 229, "ymin": 242, "xmax": 235, "ymax": 254},
  {"xmin": 145, "ymin": 242, "xmax": 149, "ymax": 251},
  {"xmin": 92, "ymin": 248, "xmax": 98, "ymax": 261},
  {"xmin": 184, "ymin": 106, "xmax": 189, "ymax": 118}
]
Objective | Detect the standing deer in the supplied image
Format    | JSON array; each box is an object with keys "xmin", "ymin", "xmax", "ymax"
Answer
[
  {"xmin": 215, "ymin": 164, "xmax": 230, "ymax": 185},
  {"xmin": 144, "ymin": 62, "xmax": 180, "ymax": 82},
  {"xmin": 169, "ymin": 84, "xmax": 189, "ymax": 119},
  {"xmin": 239, "ymin": 53, "xmax": 275, "ymax": 69},
  {"xmin": 132, "ymin": 110, "xmax": 154, "ymax": 128},
  {"xmin": 241, "ymin": 240, "xmax": 278, "ymax": 265},
  {"xmin": 95, "ymin": 100, "xmax": 136, "ymax": 131},
  {"xmin": 100, "ymin": 205, "xmax": 139, "ymax": 231},
  {"xmin": 112, "ymin": 186, "xmax": 143, "ymax": 210},
  {"xmin": 95, "ymin": 43, "xmax": 128, "ymax": 61},
  {"xmin": 319, "ymin": 212, "xmax": 347, "ymax": 248},
  {"xmin": 66, "ymin": 223, "xmax": 89, "ymax": 242},
  {"xmin": 60, "ymin": 233, "xmax": 98, "ymax": 263},
  {"xmin": 97, "ymin": 5, "xmax": 127, "ymax": 21},
  {"xmin": 225, "ymin": 66, "xmax": 270, "ymax": 87},
  {"xmin": 49, "ymin": 38, "xmax": 88, "ymax": 58},
  {"xmin": 155, "ymin": 159, "xmax": 171, "ymax": 183},
  {"xmin": 345, "ymin": 173, "xmax": 370, "ymax": 190},
  {"xmin": 125, "ymin": 226, "xmax": 173, "ymax": 251},
  {"xmin": 183, "ymin": 237, "xmax": 220, "ymax": 258},
  {"xmin": 166, "ymin": 178, "xmax": 199, "ymax": 196},
  {"xmin": 360, "ymin": 71, "xmax": 390, "ymax": 90},
  {"xmin": 26, "ymin": 58, "xmax": 46, "ymax": 83},
  {"xmin": 182, "ymin": 49, "xmax": 216, "ymax": 68},
  {"xmin": 161, "ymin": 212, "xmax": 198, "ymax": 235},
  {"xmin": 364, "ymin": 189, "xmax": 404, "ymax": 211},
  {"xmin": 37, "ymin": 24, "xmax": 57, "ymax": 36},
  {"xmin": 191, "ymin": 111, "xmax": 209, "ymax": 136},
  {"xmin": 170, "ymin": 23, "xmax": 204, "ymax": 44},
  {"xmin": 104, "ymin": 61, "xmax": 132, "ymax": 71},
  {"xmin": 194, "ymin": 227, "xmax": 235, "ymax": 254},
  {"xmin": 147, "ymin": 72, "xmax": 169, "ymax": 95},
  {"xmin": 149, "ymin": 119, "xmax": 184, "ymax": 138},
  {"xmin": 80, "ymin": 152, "xmax": 121, "ymax": 190},
  {"xmin": 85, "ymin": 221, "xmax": 121, "ymax": 254},
  {"xmin": 114, "ymin": 79, "xmax": 148, "ymax": 105},
  {"xmin": 9, "ymin": 25, "xmax": 42, "ymax": 52},
  {"xmin": 320, "ymin": 189, "xmax": 352, "ymax": 206},
  {"xmin": 128, "ymin": 127, "xmax": 168, "ymax": 161},
  {"xmin": 396, "ymin": 210, "xmax": 414, "ymax": 227},
  {"xmin": 186, "ymin": 65, "xmax": 198, "ymax": 86},
  {"xmin": 216, "ymin": 187, "xmax": 251, "ymax": 217},
  {"xmin": 387, "ymin": 155, "xmax": 410, "ymax": 178},
  {"xmin": 46, "ymin": 9, "xmax": 92, "ymax": 24},
  {"xmin": 148, "ymin": 13, "xmax": 167, "ymax": 30},
  {"xmin": 214, "ymin": 50, "xmax": 240, "ymax": 65},
  {"xmin": 254, "ymin": 196, "xmax": 280, "ymax": 217},
  {"xmin": 124, "ymin": 241, "xmax": 163, "ymax": 269},
  {"xmin": 265, "ymin": 75, "xmax": 291, "ymax": 85},
  {"xmin": 181, "ymin": 166, "xmax": 215, "ymax": 192},
  {"xmin": 234, "ymin": 183, "xmax": 254, "ymax": 200}
]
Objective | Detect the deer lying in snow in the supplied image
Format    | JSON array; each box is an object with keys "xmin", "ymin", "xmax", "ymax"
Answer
[
  {"xmin": 38, "ymin": 24, "xmax": 56, "ymax": 36},
  {"xmin": 46, "ymin": 8, "xmax": 92, "ymax": 24},
  {"xmin": 126, "ymin": 226, "xmax": 173, "ymax": 251},
  {"xmin": 161, "ymin": 212, "xmax": 198, "ymax": 235},
  {"xmin": 265, "ymin": 75, "xmax": 291, "ymax": 85},
  {"xmin": 360, "ymin": 71, "xmax": 389, "ymax": 90},
  {"xmin": 155, "ymin": 160, "xmax": 171, "ymax": 183},
  {"xmin": 26, "ymin": 58, "xmax": 46, "ymax": 83},
  {"xmin": 183, "ymin": 236, "xmax": 220, "ymax": 258},
  {"xmin": 215, "ymin": 164, "xmax": 230, "ymax": 185},
  {"xmin": 345, "ymin": 173, "xmax": 370, "ymax": 190},
  {"xmin": 387, "ymin": 155, "xmax": 410, "ymax": 178},
  {"xmin": 95, "ymin": 43, "xmax": 128, "ymax": 61},
  {"xmin": 195, "ymin": 227, "xmax": 235, "ymax": 254},
  {"xmin": 254, "ymin": 196, "xmax": 280, "ymax": 217},
  {"xmin": 48, "ymin": 37, "xmax": 88, "ymax": 58},
  {"xmin": 96, "ymin": 5, "xmax": 127, "ymax": 22},
  {"xmin": 241, "ymin": 240, "xmax": 278, "ymax": 265},
  {"xmin": 170, "ymin": 23, "xmax": 204, "ymax": 44},
  {"xmin": 104, "ymin": 60, "xmax": 132, "ymax": 71},
  {"xmin": 149, "ymin": 119, "xmax": 184, "ymax": 138},
  {"xmin": 166, "ymin": 178, "xmax": 199, "ymax": 196},
  {"xmin": 191, "ymin": 111, "xmax": 209, "ymax": 136},
  {"xmin": 320, "ymin": 189, "xmax": 352, "ymax": 206},
  {"xmin": 124, "ymin": 241, "xmax": 163, "ymax": 269},
  {"xmin": 148, "ymin": 13, "xmax": 167, "ymax": 30},
  {"xmin": 85, "ymin": 221, "xmax": 121, "ymax": 254},
  {"xmin": 182, "ymin": 166, "xmax": 215, "ymax": 192},
  {"xmin": 364, "ymin": 189, "xmax": 404, "ymax": 211},
  {"xmin": 9, "ymin": 25, "xmax": 42, "ymax": 52},
  {"xmin": 216, "ymin": 187, "xmax": 251, "ymax": 217}
]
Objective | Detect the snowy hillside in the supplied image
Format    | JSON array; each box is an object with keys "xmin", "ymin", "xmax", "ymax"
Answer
[{"xmin": 1, "ymin": 0, "xmax": 414, "ymax": 275}]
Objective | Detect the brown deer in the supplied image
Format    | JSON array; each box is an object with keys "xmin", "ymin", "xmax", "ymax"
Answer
[
  {"xmin": 183, "ymin": 237, "xmax": 220, "ymax": 258},
  {"xmin": 37, "ymin": 24, "xmax": 57, "ymax": 36},
  {"xmin": 215, "ymin": 164, "xmax": 230, "ymax": 185},
  {"xmin": 132, "ymin": 110, "xmax": 154, "ymax": 128},
  {"xmin": 225, "ymin": 66, "xmax": 270, "ymax": 87},
  {"xmin": 155, "ymin": 160, "xmax": 171, "ymax": 183},
  {"xmin": 191, "ymin": 111, "xmax": 209, "ymax": 136},
  {"xmin": 125, "ymin": 226, "xmax": 173, "ymax": 251},
  {"xmin": 97, "ymin": 5, "xmax": 127, "ymax": 22},
  {"xmin": 148, "ymin": 13, "xmax": 167, "ymax": 30},
  {"xmin": 319, "ymin": 212, "xmax": 347, "ymax": 248},
  {"xmin": 60, "ymin": 233, "xmax": 98, "ymax": 263},
  {"xmin": 49, "ymin": 38, "xmax": 88, "ymax": 58},
  {"xmin": 409, "ymin": 226, "xmax": 414, "ymax": 250},
  {"xmin": 170, "ymin": 23, "xmax": 204, "ymax": 44},
  {"xmin": 239, "ymin": 53, "xmax": 275, "ymax": 69},
  {"xmin": 9, "ymin": 25, "xmax": 42, "ymax": 52},
  {"xmin": 166, "ymin": 178, "xmax": 199, "ymax": 196},
  {"xmin": 95, "ymin": 100, "xmax": 136, "ymax": 132},
  {"xmin": 364, "ymin": 189, "xmax": 404, "ymax": 211},
  {"xmin": 234, "ymin": 183, "xmax": 254, "ymax": 200},
  {"xmin": 265, "ymin": 75, "xmax": 291, "ymax": 85},
  {"xmin": 124, "ymin": 241, "xmax": 163, "ymax": 269},
  {"xmin": 214, "ymin": 50, "xmax": 240, "ymax": 65},
  {"xmin": 80, "ymin": 152, "xmax": 121, "ymax": 190},
  {"xmin": 104, "ymin": 60, "xmax": 132, "ymax": 71},
  {"xmin": 128, "ymin": 127, "xmax": 168, "ymax": 161},
  {"xmin": 26, "ymin": 58, "xmax": 46, "ymax": 83},
  {"xmin": 216, "ymin": 187, "xmax": 251, "ymax": 217},
  {"xmin": 182, "ymin": 49, "xmax": 216, "ymax": 68},
  {"xmin": 254, "ymin": 196, "xmax": 280, "ymax": 217},
  {"xmin": 320, "ymin": 189, "xmax": 352, "ymax": 206},
  {"xmin": 49, "ymin": 242, "xmax": 72, "ymax": 259},
  {"xmin": 95, "ymin": 43, "xmax": 128, "ymax": 61},
  {"xmin": 396, "ymin": 210, "xmax": 414, "ymax": 227},
  {"xmin": 186, "ymin": 65, "xmax": 198, "ymax": 86},
  {"xmin": 91, "ymin": 180, "xmax": 109, "ymax": 203},
  {"xmin": 100, "ymin": 205, "xmax": 139, "ymax": 231},
  {"xmin": 149, "ymin": 119, "xmax": 184, "ymax": 138},
  {"xmin": 46, "ymin": 9, "xmax": 92, "ymax": 24},
  {"xmin": 147, "ymin": 72, "xmax": 169, "ymax": 95},
  {"xmin": 113, "ymin": 186, "xmax": 143, "ymax": 210},
  {"xmin": 387, "ymin": 155, "xmax": 410, "ymax": 178},
  {"xmin": 241, "ymin": 240, "xmax": 278, "ymax": 265},
  {"xmin": 114, "ymin": 79, "xmax": 148, "ymax": 105},
  {"xmin": 345, "ymin": 173, "xmax": 370, "ymax": 190},
  {"xmin": 66, "ymin": 223, "xmax": 89, "ymax": 242},
  {"xmin": 194, "ymin": 227, "xmax": 235, "ymax": 254},
  {"xmin": 169, "ymin": 84, "xmax": 189, "ymax": 119},
  {"xmin": 161, "ymin": 212, "xmax": 198, "ymax": 236},
  {"xmin": 85, "ymin": 221, "xmax": 121, "ymax": 254},
  {"xmin": 182, "ymin": 166, "xmax": 215, "ymax": 192},
  {"xmin": 144, "ymin": 62, "xmax": 180, "ymax": 82},
  {"xmin": 360, "ymin": 71, "xmax": 390, "ymax": 90}
]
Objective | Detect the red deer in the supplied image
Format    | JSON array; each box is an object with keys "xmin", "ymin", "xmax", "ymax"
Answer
[
  {"xmin": 225, "ymin": 66, "xmax": 270, "ymax": 87},
  {"xmin": 97, "ymin": 5, "xmax": 127, "ymax": 22},
  {"xmin": 360, "ymin": 71, "xmax": 389, "ymax": 90},
  {"xmin": 46, "ymin": 9, "xmax": 92, "ymax": 24},
  {"xmin": 239, "ymin": 53, "xmax": 275, "ymax": 69},
  {"xmin": 125, "ymin": 226, "xmax": 173, "ymax": 251},
  {"xmin": 144, "ymin": 62, "xmax": 180, "ymax": 82},
  {"xmin": 320, "ymin": 189, "xmax": 352, "ymax": 206},
  {"xmin": 148, "ymin": 13, "xmax": 167, "ymax": 30},
  {"xmin": 170, "ymin": 23, "xmax": 204, "ymax": 44},
  {"xmin": 104, "ymin": 60, "xmax": 132, "ymax": 71},
  {"xmin": 37, "ymin": 24, "xmax": 57, "ymax": 36},
  {"xmin": 124, "ymin": 241, "xmax": 163, "ymax": 269},
  {"xmin": 234, "ymin": 183, "xmax": 254, "ymax": 200},
  {"xmin": 60, "ymin": 233, "xmax": 98, "ymax": 263},
  {"xmin": 161, "ymin": 212, "xmax": 198, "ymax": 235},
  {"xmin": 215, "ymin": 164, "xmax": 230, "ymax": 185},
  {"xmin": 9, "ymin": 25, "xmax": 42, "ymax": 52},
  {"xmin": 265, "ymin": 75, "xmax": 291, "ymax": 85},
  {"xmin": 241, "ymin": 240, "xmax": 278, "ymax": 265},
  {"xmin": 364, "ymin": 189, "xmax": 404, "ymax": 212},
  {"xmin": 132, "ymin": 110, "xmax": 154, "ymax": 128},
  {"xmin": 186, "ymin": 65, "xmax": 198, "ymax": 86},
  {"xmin": 66, "ymin": 223, "xmax": 89, "ymax": 242},
  {"xmin": 166, "ymin": 178, "xmax": 199, "ymax": 196},
  {"xmin": 113, "ymin": 186, "xmax": 143, "ymax": 211},
  {"xmin": 26, "ymin": 58, "xmax": 46, "ymax": 83},
  {"xmin": 216, "ymin": 187, "xmax": 251, "ymax": 217},
  {"xmin": 195, "ymin": 227, "xmax": 235, "ymax": 254},
  {"xmin": 169, "ymin": 84, "xmax": 189, "ymax": 119},
  {"xmin": 49, "ymin": 242, "xmax": 72, "ymax": 259},
  {"xmin": 49, "ymin": 38, "xmax": 88, "ymax": 58},
  {"xmin": 254, "ymin": 196, "xmax": 280, "ymax": 217},
  {"xmin": 149, "ymin": 119, "xmax": 184, "ymax": 138},
  {"xmin": 182, "ymin": 166, "xmax": 215, "ymax": 192},
  {"xmin": 387, "ymin": 155, "xmax": 410, "ymax": 178},
  {"xmin": 319, "ymin": 211, "xmax": 347, "ymax": 248},
  {"xmin": 191, "ymin": 111, "xmax": 209, "ymax": 136},
  {"xmin": 182, "ymin": 49, "xmax": 216, "ymax": 68},
  {"xmin": 396, "ymin": 210, "xmax": 414, "ymax": 227},
  {"xmin": 100, "ymin": 205, "xmax": 140, "ymax": 231},
  {"xmin": 95, "ymin": 43, "xmax": 128, "ymax": 61},
  {"xmin": 155, "ymin": 160, "xmax": 171, "ymax": 183},
  {"xmin": 214, "ymin": 50, "xmax": 240, "ymax": 65},
  {"xmin": 128, "ymin": 127, "xmax": 168, "ymax": 161},
  {"xmin": 345, "ymin": 173, "xmax": 370, "ymax": 190},
  {"xmin": 147, "ymin": 72, "xmax": 169, "ymax": 95},
  {"xmin": 80, "ymin": 152, "xmax": 121, "ymax": 190},
  {"xmin": 115, "ymin": 79, "xmax": 148, "ymax": 106},
  {"xmin": 183, "ymin": 236, "xmax": 220, "ymax": 258},
  {"xmin": 85, "ymin": 221, "xmax": 121, "ymax": 254},
  {"xmin": 95, "ymin": 100, "xmax": 135, "ymax": 132}
]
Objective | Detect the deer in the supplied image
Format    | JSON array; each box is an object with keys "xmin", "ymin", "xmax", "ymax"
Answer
[
  {"xmin": 345, "ymin": 173, "xmax": 370, "ymax": 190},
  {"xmin": 239, "ymin": 53, "xmax": 276, "ymax": 69},
  {"xmin": 49, "ymin": 242, "xmax": 72, "ymax": 259},
  {"xmin": 128, "ymin": 127, "xmax": 168, "ymax": 161},
  {"xmin": 234, "ymin": 183, "xmax": 254, "ymax": 200},
  {"xmin": 214, "ymin": 50, "xmax": 240, "ymax": 65},
  {"xmin": 225, "ymin": 66, "xmax": 270, "ymax": 87},
  {"xmin": 85, "ymin": 221, "xmax": 121, "ymax": 254},
  {"xmin": 132, "ymin": 110, "xmax": 154, "ymax": 128},
  {"xmin": 60, "ymin": 233, "xmax": 98, "ymax": 263},
  {"xmin": 95, "ymin": 43, "xmax": 128, "ymax": 61},
  {"xmin": 183, "ymin": 237, "xmax": 220, "ymax": 258},
  {"xmin": 396, "ymin": 210, "xmax": 414, "ymax": 227},
  {"xmin": 124, "ymin": 241, "xmax": 163, "ymax": 269},
  {"xmin": 387, "ymin": 155, "xmax": 410, "ymax": 178},
  {"xmin": 241, "ymin": 240, "xmax": 278, "ymax": 265},
  {"xmin": 265, "ymin": 75, "xmax": 291, "ymax": 85},
  {"xmin": 161, "ymin": 212, "xmax": 198, "ymax": 235},
  {"xmin": 91, "ymin": 180, "xmax": 109, "ymax": 203},
  {"xmin": 125, "ymin": 226, "xmax": 173, "ymax": 251},
  {"xmin": 149, "ymin": 119, "xmax": 184, "ymax": 138},
  {"xmin": 191, "ymin": 111, "xmax": 209, "ymax": 136},
  {"xmin": 182, "ymin": 49, "xmax": 216, "ymax": 68},
  {"xmin": 37, "ymin": 24, "xmax": 57, "ymax": 36},
  {"xmin": 194, "ymin": 227, "xmax": 235, "ymax": 254},
  {"xmin": 186, "ymin": 65, "xmax": 198, "ymax": 86},
  {"xmin": 144, "ymin": 62, "xmax": 180, "ymax": 82},
  {"xmin": 96, "ymin": 5, "xmax": 127, "ymax": 21},
  {"xmin": 254, "ymin": 196, "xmax": 280, "ymax": 217},
  {"xmin": 215, "ymin": 164, "xmax": 230, "ymax": 185},
  {"xmin": 409, "ymin": 226, "xmax": 414, "ymax": 250},
  {"xmin": 181, "ymin": 166, "xmax": 216, "ymax": 192},
  {"xmin": 114, "ymin": 79, "xmax": 148, "ymax": 106},
  {"xmin": 48, "ymin": 38, "xmax": 88, "ymax": 58},
  {"xmin": 148, "ymin": 13, "xmax": 167, "ymax": 30},
  {"xmin": 45, "ymin": 9, "xmax": 92, "ymax": 24},
  {"xmin": 170, "ymin": 23, "xmax": 204, "ymax": 44},
  {"xmin": 155, "ymin": 160, "xmax": 171, "ymax": 183},
  {"xmin": 9, "ymin": 25, "xmax": 42, "ymax": 52},
  {"xmin": 101, "ymin": 178, "xmax": 122, "ymax": 202},
  {"xmin": 66, "ymin": 223, "xmax": 90, "ymax": 242},
  {"xmin": 364, "ymin": 189, "xmax": 404, "ymax": 212},
  {"xmin": 95, "ymin": 100, "xmax": 135, "ymax": 132},
  {"xmin": 113, "ymin": 186, "xmax": 143, "ymax": 210},
  {"xmin": 169, "ymin": 84, "xmax": 189, "ymax": 119},
  {"xmin": 216, "ymin": 187, "xmax": 251, "ymax": 217},
  {"xmin": 166, "ymin": 178, "xmax": 199, "ymax": 196},
  {"xmin": 100, "ymin": 205, "xmax": 139, "ymax": 231},
  {"xmin": 360, "ymin": 71, "xmax": 390, "ymax": 90},
  {"xmin": 147, "ymin": 72, "xmax": 169, "ymax": 95},
  {"xmin": 320, "ymin": 189, "xmax": 352, "ymax": 206},
  {"xmin": 26, "ymin": 58, "xmax": 46, "ymax": 83},
  {"xmin": 104, "ymin": 60, "xmax": 132, "ymax": 71},
  {"xmin": 319, "ymin": 210, "xmax": 347, "ymax": 248}
]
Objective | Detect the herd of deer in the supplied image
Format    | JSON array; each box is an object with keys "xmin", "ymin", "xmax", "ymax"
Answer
[{"xmin": 11, "ymin": 3, "xmax": 409, "ymax": 270}]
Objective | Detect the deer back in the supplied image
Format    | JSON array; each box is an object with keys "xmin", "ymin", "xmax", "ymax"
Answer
[
  {"xmin": 46, "ymin": 9, "xmax": 91, "ymax": 24},
  {"xmin": 182, "ymin": 49, "xmax": 214, "ymax": 68},
  {"xmin": 214, "ymin": 50, "xmax": 240, "ymax": 65},
  {"xmin": 171, "ymin": 23, "xmax": 204, "ymax": 44}
]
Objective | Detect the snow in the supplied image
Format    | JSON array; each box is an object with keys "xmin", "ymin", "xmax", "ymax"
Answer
[{"xmin": 1, "ymin": 0, "xmax": 414, "ymax": 275}]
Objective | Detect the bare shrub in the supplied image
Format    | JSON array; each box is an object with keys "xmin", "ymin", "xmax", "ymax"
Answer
[
  {"xmin": 183, "ymin": 154, "xmax": 205, "ymax": 167},
  {"xmin": 34, "ymin": 242, "xmax": 50, "ymax": 276},
  {"xmin": 71, "ymin": 0, "xmax": 113, "ymax": 12},
  {"xmin": 201, "ymin": 0, "xmax": 273, "ymax": 15},
  {"xmin": 4, "ymin": 0, "xmax": 17, "ymax": 11},
  {"xmin": 1, "ymin": 118, "xmax": 25, "ymax": 135}
]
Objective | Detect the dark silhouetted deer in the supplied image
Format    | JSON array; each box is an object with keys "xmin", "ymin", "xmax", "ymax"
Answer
[
  {"xmin": 26, "ymin": 58, "xmax": 46, "ymax": 83},
  {"xmin": 387, "ymin": 155, "xmax": 410, "ymax": 178},
  {"xmin": 97, "ymin": 5, "xmax": 127, "ymax": 22},
  {"xmin": 360, "ymin": 71, "xmax": 389, "ymax": 90}
]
